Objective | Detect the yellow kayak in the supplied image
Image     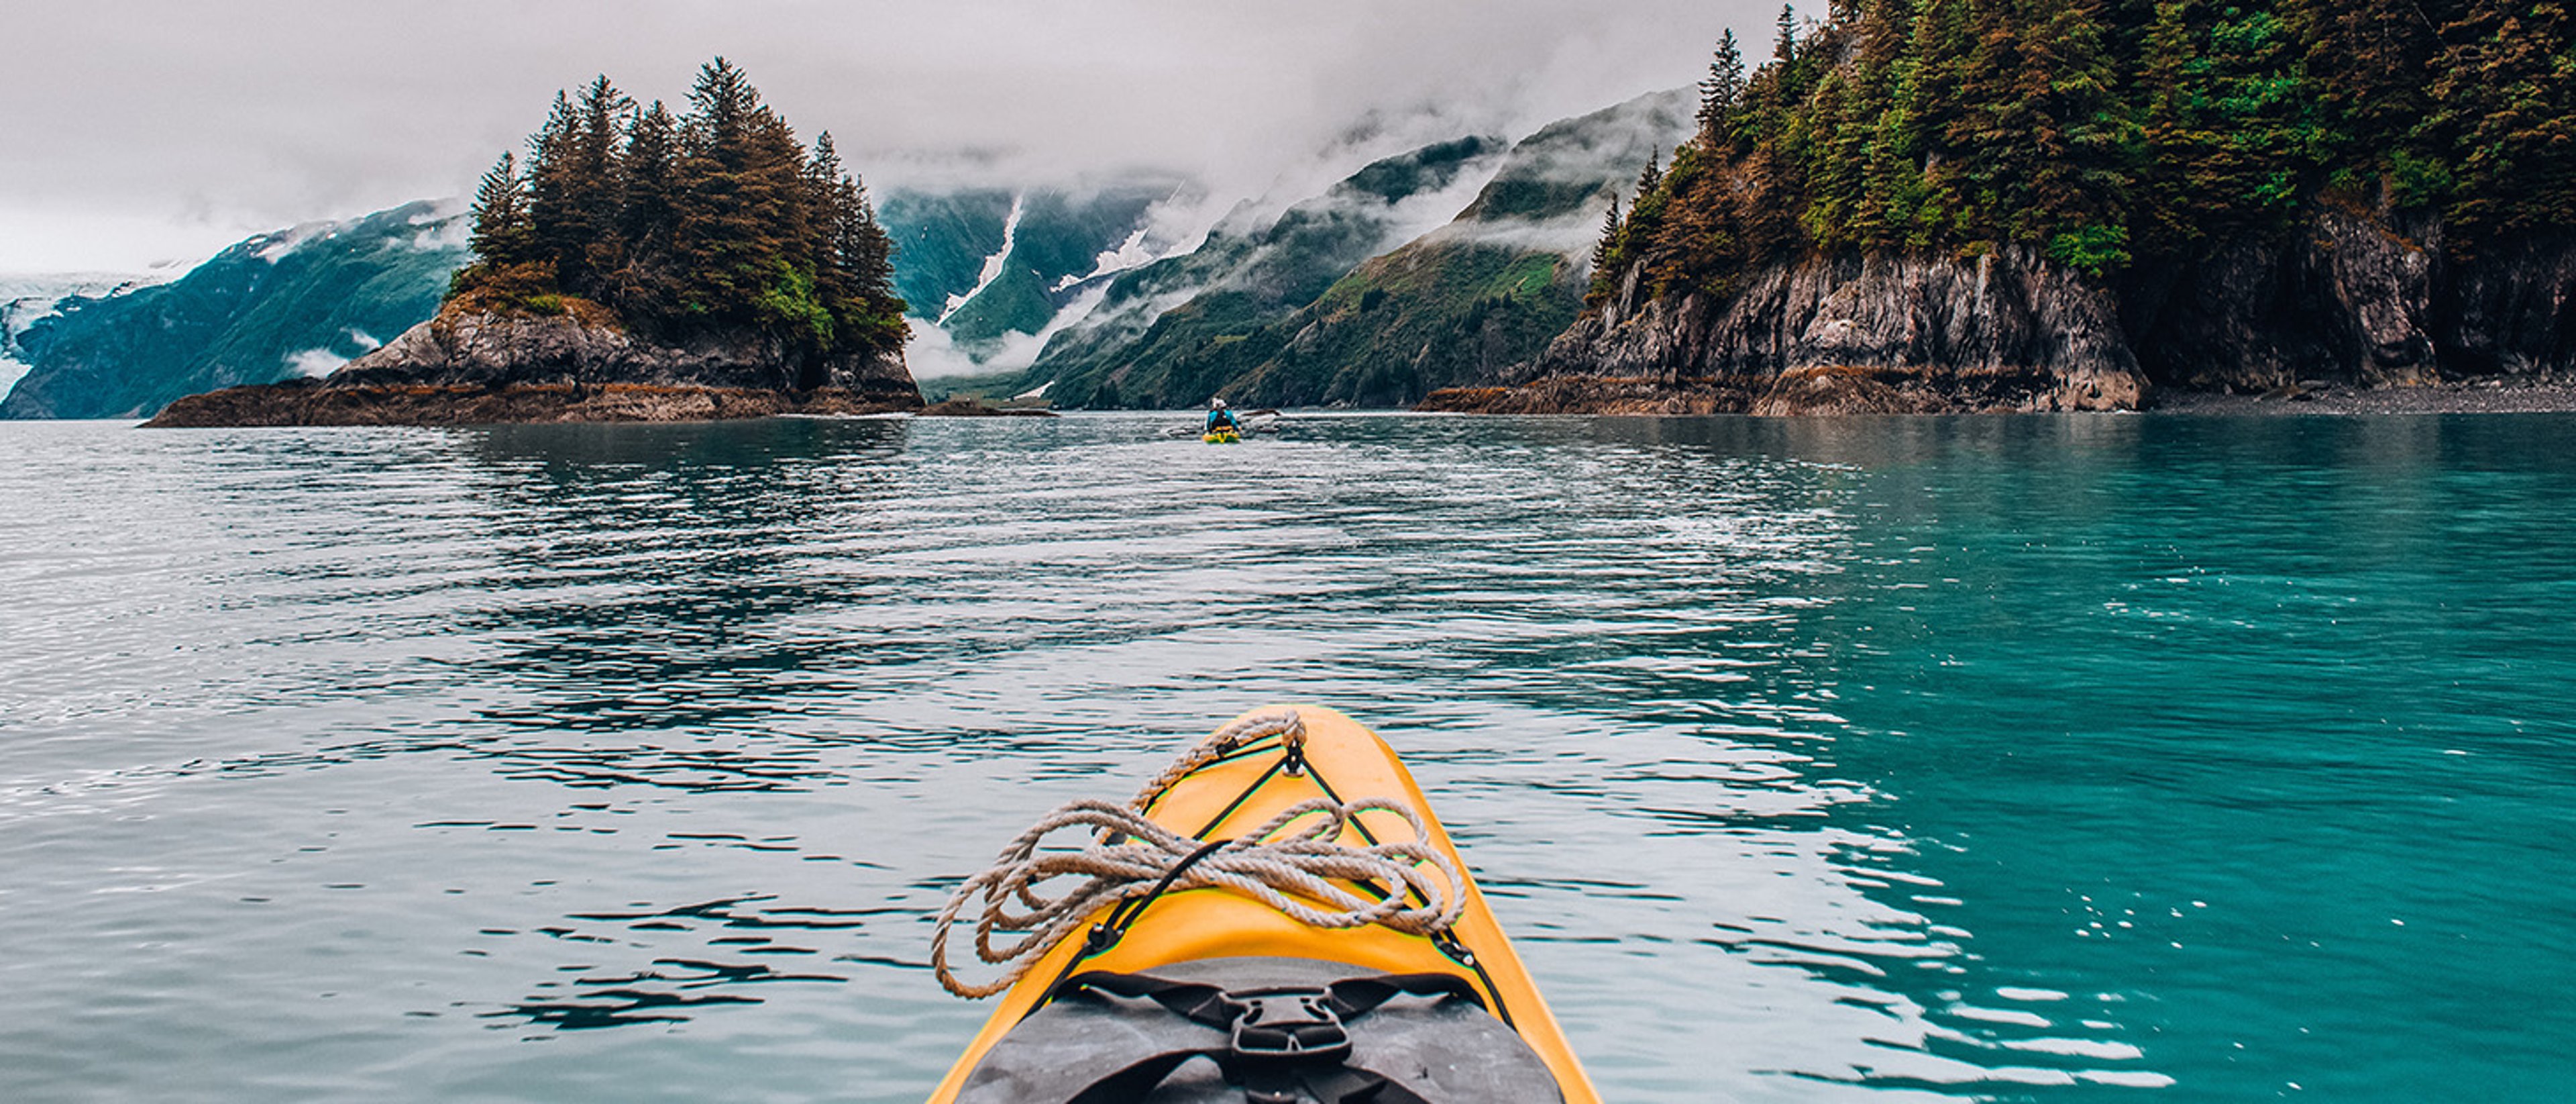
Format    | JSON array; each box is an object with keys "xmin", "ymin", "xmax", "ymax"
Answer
[
  {"xmin": 927, "ymin": 705, "xmax": 1599, "ymax": 1103},
  {"xmin": 1203, "ymin": 428, "xmax": 1242, "ymax": 444}
]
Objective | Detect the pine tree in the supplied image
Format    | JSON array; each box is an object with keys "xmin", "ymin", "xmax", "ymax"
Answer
[
  {"xmin": 806, "ymin": 132, "xmax": 863, "ymax": 327},
  {"xmin": 1803, "ymin": 70, "xmax": 1865, "ymax": 246},
  {"xmin": 806, "ymin": 133, "xmax": 904, "ymax": 356},
  {"xmin": 672, "ymin": 57, "xmax": 776, "ymax": 322},
  {"xmin": 1940, "ymin": 0, "xmax": 2135, "ymax": 265},
  {"xmin": 2288, "ymin": 0, "xmax": 2443, "ymax": 187},
  {"xmin": 522, "ymin": 91, "xmax": 582, "ymax": 286},
  {"xmin": 1637, "ymin": 148, "xmax": 1665, "ymax": 197},
  {"xmin": 564, "ymin": 75, "xmax": 634, "ymax": 289},
  {"xmin": 449, "ymin": 58, "xmax": 902, "ymax": 358},
  {"xmin": 1698, "ymin": 30, "xmax": 1749, "ymax": 139},
  {"xmin": 604, "ymin": 100, "xmax": 682, "ymax": 316},
  {"xmin": 1849, "ymin": 0, "xmax": 1921, "ymax": 248},
  {"xmin": 1782, "ymin": 4, "xmax": 1803, "ymax": 77},
  {"xmin": 468, "ymin": 152, "xmax": 536, "ymax": 268},
  {"xmin": 2137, "ymin": 0, "xmax": 2320, "ymax": 257},
  {"xmin": 2424, "ymin": 1, "xmax": 2576, "ymax": 238},
  {"xmin": 1592, "ymin": 194, "xmax": 1624, "ymax": 273}
]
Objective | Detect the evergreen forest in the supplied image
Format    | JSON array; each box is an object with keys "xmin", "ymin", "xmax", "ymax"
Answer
[
  {"xmin": 458, "ymin": 59, "xmax": 907, "ymax": 362},
  {"xmin": 1596, "ymin": 0, "xmax": 2576, "ymax": 306}
]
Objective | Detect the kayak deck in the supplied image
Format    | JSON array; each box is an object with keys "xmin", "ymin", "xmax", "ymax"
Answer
[{"xmin": 926, "ymin": 705, "xmax": 1598, "ymax": 1103}]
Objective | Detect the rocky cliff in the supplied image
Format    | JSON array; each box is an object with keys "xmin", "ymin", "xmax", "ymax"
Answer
[
  {"xmin": 1495, "ymin": 202, "xmax": 2576, "ymax": 415},
  {"xmin": 2121, "ymin": 203, "xmax": 2576, "ymax": 391},
  {"xmin": 146, "ymin": 298, "xmax": 920, "ymax": 427},
  {"xmin": 1529, "ymin": 244, "xmax": 2145, "ymax": 414}
]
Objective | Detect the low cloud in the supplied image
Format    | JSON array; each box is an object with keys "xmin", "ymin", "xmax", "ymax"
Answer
[
  {"xmin": 0, "ymin": 1, "xmax": 1776, "ymax": 272},
  {"xmin": 282, "ymin": 347, "xmax": 348, "ymax": 378}
]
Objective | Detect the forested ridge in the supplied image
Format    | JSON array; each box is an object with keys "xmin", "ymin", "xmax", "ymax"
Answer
[
  {"xmin": 1595, "ymin": 0, "xmax": 2576, "ymax": 307},
  {"xmin": 458, "ymin": 59, "xmax": 907, "ymax": 364}
]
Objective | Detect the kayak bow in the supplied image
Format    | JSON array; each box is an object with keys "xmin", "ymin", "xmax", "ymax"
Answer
[{"xmin": 926, "ymin": 705, "xmax": 1598, "ymax": 1103}]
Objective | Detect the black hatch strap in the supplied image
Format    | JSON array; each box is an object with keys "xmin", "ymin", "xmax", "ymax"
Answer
[{"xmin": 1053, "ymin": 969, "xmax": 1477, "ymax": 1104}]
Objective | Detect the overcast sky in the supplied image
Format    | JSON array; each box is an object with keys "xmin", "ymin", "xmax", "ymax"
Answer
[{"xmin": 1, "ymin": 1, "xmax": 1776, "ymax": 273}]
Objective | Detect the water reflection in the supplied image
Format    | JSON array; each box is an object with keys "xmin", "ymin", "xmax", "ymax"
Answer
[
  {"xmin": 6, "ymin": 414, "xmax": 2571, "ymax": 1101},
  {"xmin": 488, "ymin": 958, "xmax": 825, "ymax": 1032}
]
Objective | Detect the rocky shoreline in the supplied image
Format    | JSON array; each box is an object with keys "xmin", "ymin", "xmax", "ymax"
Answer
[
  {"xmin": 143, "ymin": 381, "xmax": 920, "ymax": 428},
  {"xmin": 2145, "ymin": 376, "xmax": 2576, "ymax": 415},
  {"xmin": 141, "ymin": 296, "xmax": 928, "ymax": 429},
  {"xmin": 1419, "ymin": 373, "xmax": 2576, "ymax": 416}
]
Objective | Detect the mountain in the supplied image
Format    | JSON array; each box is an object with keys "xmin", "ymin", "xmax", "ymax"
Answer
[
  {"xmin": 1018, "ymin": 135, "xmax": 1515, "ymax": 407},
  {"xmin": 11, "ymin": 90, "xmax": 1692, "ymax": 419},
  {"xmin": 1, "ymin": 201, "xmax": 470, "ymax": 419},
  {"xmin": 3, "ymin": 182, "xmax": 1181, "ymax": 418},
  {"xmin": 1, "ymin": 272, "xmax": 172, "ymax": 403},
  {"xmin": 877, "ymin": 179, "xmax": 1193, "ymax": 375},
  {"xmin": 991, "ymin": 90, "xmax": 1695, "ymax": 409},
  {"xmin": 1217, "ymin": 89, "xmax": 1697, "ymax": 407}
]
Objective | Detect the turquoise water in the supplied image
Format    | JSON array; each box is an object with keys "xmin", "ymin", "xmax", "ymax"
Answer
[{"xmin": 1, "ymin": 413, "xmax": 2569, "ymax": 1102}]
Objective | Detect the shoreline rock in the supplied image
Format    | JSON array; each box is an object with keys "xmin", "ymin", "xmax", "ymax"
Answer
[
  {"xmin": 1534, "ymin": 203, "xmax": 2576, "ymax": 414},
  {"xmin": 1417, "ymin": 376, "xmax": 1762, "ymax": 415},
  {"xmin": 144, "ymin": 297, "xmax": 923, "ymax": 428},
  {"xmin": 143, "ymin": 381, "xmax": 918, "ymax": 428},
  {"xmin": 2144, "ymin": 374, "xmax": 2576, "ymax": 415},
  {"xmin": 1538, "ymin": 246, "xmax": 2149, "ymax": 415},
  {"xmin": 917, "ymin": 398, "xmax": 1059, "ymax": 417},
  {"xmin": 1420, "ymin": 372, "xmax": 2576, "ymax": 416}
]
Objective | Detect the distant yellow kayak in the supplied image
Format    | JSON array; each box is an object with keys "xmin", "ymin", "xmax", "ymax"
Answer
[
  {"xmin": 1203, "ymin": 428, "xmax": 1242, "ymax": 444},
  {"xmin": 926, "ymin": 705, "xmax": 1599, "ymax": 1103}
]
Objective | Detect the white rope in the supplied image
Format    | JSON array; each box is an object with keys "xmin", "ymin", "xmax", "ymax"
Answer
[
  {"xmin": 930, "ymin": 710, "xmax": 1466, "ymax": 999},
  {"xmin": 1130, "ymin": 707, "xmax": 1307, "ymax": 812}
]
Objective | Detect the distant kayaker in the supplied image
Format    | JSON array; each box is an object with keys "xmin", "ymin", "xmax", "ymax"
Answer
[{"xmin": 1203, "ymin": 397, "xmax": 1243, "ymax": 436}]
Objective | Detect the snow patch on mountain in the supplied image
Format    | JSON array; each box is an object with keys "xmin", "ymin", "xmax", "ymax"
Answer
[
  {"xmin": 908, "ymin": 280, "xmax": 1118, "ymax": 379},
  {"xmin": 1054, "ymin": 226, "xmax": 1155, "ymax": 292},
  {"xmin": 1, "ymin": 272, "xmax": 170, "ymax": 400},
  {"xmin": 939, "ymin": 193, "xmax": 1025, "ymax": 324}
]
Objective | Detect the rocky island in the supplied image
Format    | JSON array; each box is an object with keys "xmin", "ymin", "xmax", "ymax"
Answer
[{"xmin": 149, "ymin": 60, "xmax": 921, "ymax": 428}]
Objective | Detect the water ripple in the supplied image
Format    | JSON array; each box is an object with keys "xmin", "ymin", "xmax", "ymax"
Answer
[{"xmin": 4, "ymin": 414, "xmax": 2572, "ymax": 1102}]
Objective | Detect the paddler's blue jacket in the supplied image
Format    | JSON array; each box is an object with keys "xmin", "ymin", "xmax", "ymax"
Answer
[{"xmin": 1205, "ymin": 409, "xmax": 1242, "ymax": 434}]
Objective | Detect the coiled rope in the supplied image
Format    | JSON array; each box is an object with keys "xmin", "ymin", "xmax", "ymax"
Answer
[{"xmin": 930, "ymin": 709, "xmax": 1468, "ymax": 999}]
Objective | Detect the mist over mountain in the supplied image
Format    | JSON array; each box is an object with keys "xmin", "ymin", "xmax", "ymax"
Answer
[
  {"xmin": 879, "ymin": 179, "xmax": 1198, "ymax": 377},
  {"xmin": 997, "ymin": 136, "xmax": 1511, "ymax": 405},
  {"xmin": 1016, "ymin": 89, "xmax": 1696, "ymax": 408},
  {"xmin": 2, "ymin": 87, "xmax": 1698, "ymax": 417}
]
